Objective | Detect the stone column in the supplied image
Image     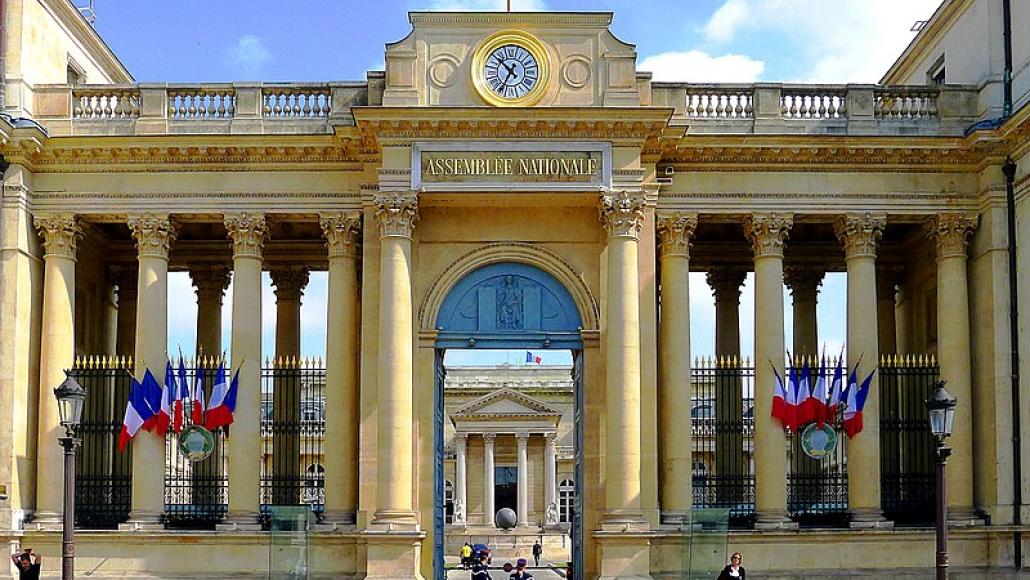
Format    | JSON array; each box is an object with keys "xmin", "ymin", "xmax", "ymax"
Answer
[
  {"xmin": 784, "ymin": 266, "xmax": 823, "ymax": 357},
  {"xmin": 876, "ymin": 265, "xmax": 904, "ymax": 356},
  {"xmin": 544, "ymin": 432, "xmax": 557, "ymax": 525},
  {"xmin": 109, "ymin": 265, "xmax": 138, "ymax": 357},
  {"xmin": 269, "ymin": 265, "xmax": 310, "ymax": 506},
  {"xmin": 835, "ymin": 213, "xmax": 888, "ymax": 527},
  {"xmin": 656, "ymin": 212, "xmax": 698, "ymax": 524},
  {"xmin": 189, "ymin": 266, "xmax": 230, "ymax": 358},
  {"xmin": 222, "ymin": 213, "xmax": 267, "ymax": 528},
  {"xmin": 516, "ymin": 433, "xmax": 529, "ymax": 526},
  {"xmin": 744, "ymin": 213, "xmax": 794, "ymax": 529},
  {"xmin": 928, "ymin": 213, "xmax": 978, "ymax": 521},
  {"xmin": 483, "ymin": 433, "xmax": 496, "ymax": 526},
  {"xmin": 707, "ymin": 267, "xmax": 748, "ymax": 498},
  {"xmin": 371, "ymin": 193, "xmax": 419, "ymax": 527},
  {"xmin": 454, "ymin": 433, "xmax": 468, "ymax": 526},
  {"xmin": 320, "ymin": 212, "xmax": 361, "ymax": 525},
  {"xmin": 126, "ymin": 214, "xmax": 178, "ymax": 527},
  {"xmin": 32, "ymin": 214, "xmax": 83, "ymax": 525}
]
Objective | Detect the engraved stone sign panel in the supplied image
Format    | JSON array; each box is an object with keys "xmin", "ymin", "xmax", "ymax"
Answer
[{"xmin": 413, "ymin": 142, "xmax": 611, "ymax": 191}]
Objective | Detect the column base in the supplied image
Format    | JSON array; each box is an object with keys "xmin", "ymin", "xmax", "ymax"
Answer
[
  {"xmin": 319, "ymin": 509, "xmax": 357, "ymax": 528},
  {"xmin": 947, "ymin": 507, "xmax": 985, "ymax": 527},
  {"xmin": 215, "ymin": 510, "xmax": 262, "ymax": 531},
  {"xmin": 27, "ymin": 510, "xmax": 62, "ymax": 531},
  {"xmin": 363, "ymin": 527, "xmax": 426, "ymax": 580},
  {"xmin": 659, "ymin": 509, "xmax": 691, "ymax": 528},
  {"xmin": 595, "ymin": 527, "xmax": 653, "ymax": 579},
  {"xmin": 601, "ymin": 509, "xmax": 648, "ymax": 529},
  {"xmin": 119, "ymin": 509, "xmax": 164, "ymax": 531},
  {"xmin": 372, "ymin": 509, "xmax": 419, "ymax": 530},
  {"xmin": 849, "ymin": 508, "xmax": 893, "ymax": 530},
  {"xmin": 754, "ymin": 509, "xmax": 798, "ymax": 531}
]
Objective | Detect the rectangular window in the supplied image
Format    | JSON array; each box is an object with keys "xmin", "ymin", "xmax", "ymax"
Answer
[{"xmin": 927, "ymin": 55, "xmax": 945, "ymax": 86}]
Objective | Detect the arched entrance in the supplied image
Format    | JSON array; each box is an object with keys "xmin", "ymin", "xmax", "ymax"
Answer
[{"xmin": 432, "ymin": 261, "xmax": 586, "ymax": 579}]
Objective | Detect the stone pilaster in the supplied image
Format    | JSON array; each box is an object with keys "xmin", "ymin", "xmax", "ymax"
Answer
[
  {"xmin": 32, "ymin": 214, "xmax": 83, "ymax": 525},
  {"xmin": 928, "ymin": 212, "xmax": 979, "ymax": 522},
  {"xmin": 656, "ymin": 212, "xmax": 697, "ymax": 524},
  {"xmin": 320, "ymin": 212, "xmax": 362, "ymax": 525},
  {"xmin": 835, "ymin": 212, "xmax": 889, "ymax": 527},
  {"xmin": 221, "ymin": 212, "xmax": 266, "ymax": 529},
  {"xmin": 597, "ymin": 191, "xmax": 651, "ymax": 579},
  {"xmin": 125, "ymin": 213, "xmax": 178, "ymax": 528},
  {"xmin": 743, "ymin": 212, "xmax": 795, "ymax": 529},
  {"xmin": 783, "ymin": 266, "xmax": 824, "ymax": 357}
]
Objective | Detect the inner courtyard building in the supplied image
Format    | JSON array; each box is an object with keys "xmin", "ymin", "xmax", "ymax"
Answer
[{"xmin": 1, "ymin": 0, "xmax": 1029, "ymax": 578}]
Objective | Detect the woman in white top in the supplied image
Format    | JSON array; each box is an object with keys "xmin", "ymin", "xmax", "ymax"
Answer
[{"xmin": 718, "ymin": 552, "xmax": 745, "ymax": 580}]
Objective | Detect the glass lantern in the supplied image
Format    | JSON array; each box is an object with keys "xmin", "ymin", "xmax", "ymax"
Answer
[
  {"xmin": 926, "ymin": 380, "xmax": 957, "ymax": 440},
  {"xmin": 53, "ymin": 376, "xmax": 86, "ymax": 433}
]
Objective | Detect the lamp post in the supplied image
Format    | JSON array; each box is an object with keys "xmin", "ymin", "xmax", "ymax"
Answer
[
  {"xmin": 54, "ymin": 375, "xmax": 86, "ymax": 580},
  {"xmin": 926, "ymin": 380, "xmax": 957, "ymax": 580}
]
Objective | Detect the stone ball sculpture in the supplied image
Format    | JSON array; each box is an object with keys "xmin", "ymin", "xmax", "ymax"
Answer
[{"xmin": 495, "ymin": 507, "xmax": 518, "ymax": 529}]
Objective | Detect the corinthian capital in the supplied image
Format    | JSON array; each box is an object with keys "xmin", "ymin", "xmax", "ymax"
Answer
[
  {"xmin": 320, "ymin": 211, "xmax": 362, "ymax": 258},
  {"xmin": 269, "ymin": 266, "xmax": 310, "ymax": 301},
  {"xmin": 928, "ymin": 213, "xmax": 978, "ymax": 259},
  {"xmin": 834, "ymin": 213, "xmax": 886, "ymax": 259},
  {"xmin": 373, "ymin": 194, "xmax": 419, "ymax": 239},
  {"xmin": 224, "ymin": 213, "xmax": 267, "ymax": 258},
  {"xmin": 34, "ymin": 213, "xmax": 83, "ymax": 258},
  {"xmin": 189, "ymin": 265, "xmax": 231, "ymax": 301},
  {"xmin": 599, "ymin": 191, "xmax": 646, "ymax": 239},
  {"xmin": 743, "ymin": 213, "xmax": 792, "ymax": 258},
  {"xmin": 656, "ymin": 212, "xmax": 698, "ymax": 257},
  {"xmin": 783, "ymin": 266, "xmax": 824, "ymax": 303},
  {"xmin": 127, "ymin": 214, "xmax": 179, "ymax": 260}
]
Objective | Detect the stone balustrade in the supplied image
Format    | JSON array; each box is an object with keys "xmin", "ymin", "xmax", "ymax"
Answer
[
  {"xmin": 72, "ymin": 86, "xmax": 141, "ymax": 119},
  {"xmin": 168, "ymin": 86, "xmax": 236, "ymax": 119},
  {"xmin": 263, "ymin": 85, "xmax": 332, "ymax": 118},
  {"xmin": 682, "ymin": 85, "xmax": 754, "ymax": 118},
  {"xmin": 874, "ymin": 86, "xmax": 939, "ymax": 119},
  {"xmin": 780, "ymin": 86, "xmax": 847, "ymax": 119}
]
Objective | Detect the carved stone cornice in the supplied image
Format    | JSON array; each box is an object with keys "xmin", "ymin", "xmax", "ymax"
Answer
[
  {"xmin": 928, "ymin": 213, "xmax": 979, "ymax": 259},
  {"xmin": 224, "ymin": 213, "xmax": 267, "ymax": 258},
  {"xmin": 373, "ymin": 194, "xmax": 419, "ymax": 239},
  {"xmin": 320, "ymin": 211, "xmax": 362, "ymax": 258},
  {"xmin": 876, "ymin": 264, "xmax": 906, "ymax": 302},
  {"xmin": 656, "ymin": 212, "xmax": 698, "ymax": 258},
  {"xmin": 33, "ymin": 213, "xmax": 83, "ymax": 259},
  {"xmin": 706, "ymin": 268, "xmax": 748, "ymax": 304},
  {"xmin": 834, "ymin": 213, "xmax": 886, "ymax": 259},
  {"xmin": 189, "ymin": 265, "xmax": 231, "ymax": 302},
  {"xmin": 783, "ymin": 266, "xmax": 824, "ymax": 303},
  {"xmin": 269, "ymin": 266, "xmax": 310, "ymax": 301},
  {"xmin": 743, "ymin": 213, "xmax": 793, "ymax": 258},
  {"xmin": 599, "ymin": 191, "xmax": 646, "ymax": 239},
  {"xmin": 127, "ymin": 214, "xmax": 179, "ymax": 260},
  {"xmin": 108, "ymin": 264, "xmax": 138, "ymax": 302}
]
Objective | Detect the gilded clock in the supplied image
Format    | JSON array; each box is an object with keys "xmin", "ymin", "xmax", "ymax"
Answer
[{"xmin": 472, "ymin": 30, "xmax": 550, "ymax": 107}]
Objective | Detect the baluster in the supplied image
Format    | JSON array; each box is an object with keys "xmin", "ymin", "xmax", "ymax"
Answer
[
  {"xmin": 73, "ymin": 96, "xmax": 84, "ymax": 118},
  {"xmin": 733, "ymin": 94, "xmax": 743, "ymax": 117},
  {"xmin": 225, "ymin": 93, "xmax": 235, "ymax": 117},
  {"xmin": 744, "ymin": 94, "xmax": 753, "ymax": 117},
  {"xmin": 838, "ymin": 94, "xmax": 847, "ymax": 117},
  {"xmin": 263, "ymin": 93, "xmax": 272, "ymax": 116},
  {"xmin": 302, "ymin": 93, "xmax": 312, "ymax": 117},
  {"xmin": 292, "ymin": 93, "xmax": 303, "ymax": 116},
  {"xmin": 168, "ymin": 94, "xmax": 177, "ymax": 118},
  {"xmin": 704, "ymin": 95, "xmax": 715, "ymax": 117},
  {"xmin": 715, "ymin": 95, "xmax": 726, "ymax": 117},
  {"xmin": 187, "ymin": 95, "xmax": 197, "ymax": 118},
  {"xmin": 217, "ymin": 92, "xmax": 227, "ymax": 117},
  {"xmin": 817, "ymin": 95, "xmax": 827, "ymax": 118},
  {"xmin": 902, "ymin": 94, "xmax": 913, "ymax": 118},
  {"xmin": 83, "ymin": 95, "xmax": 95, "ymax": 118},
  {"xmin": 927, "ymin": 93, "xmax": 938, "ymax": 116},
  {"xmin": 208, "ymin": 92, "xmax": 219, "ymax": 118},
  {"xmin": 686, "ymin": 94, "xmax": 697, "ymax": 116},
  {"xmin": 780, "ymin": 96, "xmax": 788, "ymax": 117},
  {"xmin": 102, "ymin": 95, "xmax": 113, "ymax": 118},
  {"xmin": 273, "ymin": 92, "xmax": 283, "ymax": 116}
]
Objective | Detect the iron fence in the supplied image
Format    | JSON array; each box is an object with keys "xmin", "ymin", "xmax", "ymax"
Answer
[
  {"xmin": 260, "ymin": 357, "xmax": 326, "ymax": 523},
  {"xmin": 785, "ymin": 356, "xmax": 849, "ymax": 527},
  {"xmin": 68, "ymin": 356, "xmax": 133, "ymax": 529},
  {"xmin": 690, "ymin": 357, "xmax": 755, "ymax": 526},
  {"xmin": 879, "ymin": 354, "xmax": 939, "ymax": 525},
  {"xmin": 163, "ymin": 356, "xmax": 229, "ymax": 528}
]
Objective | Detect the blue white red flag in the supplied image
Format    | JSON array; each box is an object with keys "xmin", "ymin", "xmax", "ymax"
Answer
[
  {"xmin": 191, "ymin": 365, "xmax": 207, "ymax": 425},
  {"xmin": 810, "ymin": 355, "xmax": 830, "ymax": 428},
  {"xmin": 826, "ymin": 352, "xmax": 846, "ymax": 419},
  {"xmin": 174, "ymin": 356, "xmax": 189, "ymax": 433},
  {"xmin": 771, "ymin": 366, "xmax": 791, "ymax": 430},
  {"xmin": 525, "ymin": 351, "xmax": 542, "ymax": 364},
  {"xmin": 205, "ymin": 362, "xmax": 240, "ymax": 431},
  {"xmin": 843, "ymin": 368, "xmax": 875, "ymax": 438},
  {"xmin": 119, "ymin": 375, "xmax": 156, "ymax": 451},
  {"xmin": 155, "ymin": 361, "xmax": 176, "ymax": 436},
  {"xmin": 140, "ymin": 368, "xmax": 163, "ymax": 432}
]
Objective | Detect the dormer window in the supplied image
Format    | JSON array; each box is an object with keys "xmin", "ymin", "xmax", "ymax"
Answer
[
  {"xmin": 67, "ymin": 57, "xmax": 86, "ymax": 85},
  {"xmin": 927, "ymin": 55, "xmax": 945, "ymax": 86}
]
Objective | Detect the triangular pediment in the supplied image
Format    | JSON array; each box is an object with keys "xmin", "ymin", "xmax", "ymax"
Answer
[{"xmin": 452, "ymin": 387, "xmax": 562, "ymax": 418}]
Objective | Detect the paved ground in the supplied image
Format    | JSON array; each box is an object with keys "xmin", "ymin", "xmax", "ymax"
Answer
[{"xmin": 446, "ymin": 566, "xmax": 565, "ymax": 578}]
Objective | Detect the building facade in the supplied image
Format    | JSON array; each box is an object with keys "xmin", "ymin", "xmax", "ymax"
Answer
[{"xmin": 0, "ymin": 0, "xmax": 1029, "ymax": 578}]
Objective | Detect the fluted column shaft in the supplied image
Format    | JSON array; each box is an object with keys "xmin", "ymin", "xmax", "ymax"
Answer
[
  {"xmin": 372, "ymin": 194, "xmax": 419, "ymax": 526},
  {"xmin": 836, "ymin": 213, "xmax": 887, "ymax": 525},
  {"xmin": 269, "ymin": 265, "xmax": 309, "ymax": 505},
  {"xmin": 33, "ymin": 214, "xmax": 83, "ymax": 524},
  {"xmin": 321, "ymin": 213, "xmax": 362, "ymax": 524},
  {"xmin": 708, "ymin": 268, "xmax": 747, "ymax": 492},
  {"xmin": 745, "ymin": 213, "xmax": 793, "ymax": 528},
  {"xmin": 483, "ymin": 434, "xmax": 496, "ymax": 526},
  {"xmin": 930, "ymin": 213, "xmax": 978, "ymax": 518},
  {"xmin": 223, "ymin": 213, "xmax": 266, "ymax": 526},
  {"xmin": 784, "ymin": 267, "xmax": 823, "ymax": 357},
  {"xmin": 517, "ymin": 433, "xmax": 529, "ymax": 525},
  {"xmin": 454, "ymin": 433, "xmax": 468, "ymax": 525},
  {"xmin": 126, "ymin": 214, "xmax": 178, "ymax": 525},
  {"xmin": 656, "ymin": 213, "xmax": 697, "ymax": 522},
  {"xmin": 599, "ymin": 192, "xmax": 646, "ymax": 524},
  {"xmin": 544, "ymin": 433, "xmax": 557, "ymax": 524}
]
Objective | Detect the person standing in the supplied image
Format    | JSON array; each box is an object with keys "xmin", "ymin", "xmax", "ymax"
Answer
[
  {"xmin": 471, "ymin": 554, "xmax": 491, "ymax": 580},
  {"xmin": 532, "ymin": 541, "xmax": 542, "ymax": 566},
  {"xmin": 717, "ymin": 552, "xmax": 745, "ymax": 580},
  {"xmin": 11, "ymin": 549, "xmax": 42, "ymax": 580},
  {"xmin": 509, "ymin": 558, "xmax": 534, "ymax": 579},
  {"xmin": 461, "ymin": 542, "xmax": 473, "ymax": 569}
]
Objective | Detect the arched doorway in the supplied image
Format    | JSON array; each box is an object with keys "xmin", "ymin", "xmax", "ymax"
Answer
[{"xmin": 433, "ymin": 261, "xmax": 586, "ymax": 579}]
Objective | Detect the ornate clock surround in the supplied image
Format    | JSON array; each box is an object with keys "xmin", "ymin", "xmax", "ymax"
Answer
[{"xmin": 471, "ymin": 29, "xmax": 552, "ymax": 107}]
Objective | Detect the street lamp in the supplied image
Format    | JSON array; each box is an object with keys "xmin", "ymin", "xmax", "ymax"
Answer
[
  {"xmin": 926, "ymin": 380, "xmax": 957, "ymax": 580},
  {"xmin": 54, "ymin": 375, "xmax": 86, "ymax": 580}
]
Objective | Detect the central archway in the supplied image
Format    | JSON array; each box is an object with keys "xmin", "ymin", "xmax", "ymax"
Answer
[{"xmin": 430, "ymin": 260, "xmax": 586, "ymax": 580}]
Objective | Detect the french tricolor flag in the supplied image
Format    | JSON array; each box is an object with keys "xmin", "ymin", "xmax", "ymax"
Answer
[
  {"xmin": 155, "ymin": 362, "xmax": 176, "ymax": 437},
  {"xmin": 205, "ymin": 362, "xmax": 240, "ymax": 432},
  {"xmin": 843, "ymin": 368, "xmax": 875, "ymax": 438},
  {"xmin": 191, "ymin": 365, "xmax": 207, "ymax": 425},
  {"xmin": 525, "ymin": 351, "xmax": 542, "ymax": 364},
  {"xmin": 173, "ymin": 356, "xmax": 189, "ymax": 432},
  {"xmin": 139, "ymin": 369, "xmax": 163, "ymax": 432},
  {"xmin": 119, "ymin": 375, "xmax": 157, "ymax": 452}
]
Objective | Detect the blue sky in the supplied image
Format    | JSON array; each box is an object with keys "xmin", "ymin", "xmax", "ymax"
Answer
[{"xmin": 91, "ymin": 0, "xmax": 940, "ymax": 364}]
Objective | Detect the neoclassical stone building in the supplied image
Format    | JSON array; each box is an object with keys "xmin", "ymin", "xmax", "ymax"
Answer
[{"xmin": 1, "ymin": 0, "xmax": 1029, "ymax": 578}]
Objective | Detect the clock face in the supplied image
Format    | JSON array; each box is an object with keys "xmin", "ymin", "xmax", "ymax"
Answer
[{"xmin": 483, "ymin": 44, "xmax": 539, "ymax": 100}]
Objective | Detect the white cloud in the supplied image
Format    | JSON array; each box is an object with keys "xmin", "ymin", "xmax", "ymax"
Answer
[
  {"xmin": 698, "ymin": 0, "xmax": 942, "ymax": 83},
  {"xmin": 226, "ymin": 35, "xmax": 271, "ymax": 78},
  {"xmin": 422, "ymin": 0, "xmax": 546, "ymax": 10},
  {"xmin": 639, "ymin": 50, "xmax": 765, "ymax": 83}
]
